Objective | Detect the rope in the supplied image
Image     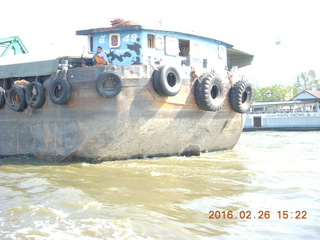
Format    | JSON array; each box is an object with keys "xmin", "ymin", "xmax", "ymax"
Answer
[
  {"xmin": 63, "ymin": 70, "xmax": 68, "ymax": 80},
  {"xmin": 13, "ymin": 79, "xmax": 29, "ymax": 88},
  {"xmin": 55, "ymin": 70, "xmax": 60, "ymax": 79},
  {"xmin": 3, "ymin": 89, "xmax": 14, "ymax": 106},
  {"xmin": 148, "ymin": 58, "xmax": 157, "ymax": 71},
  {"xmin": 191, "ymin": 67, "xmax": 198, "ymax": 80},
  {"xmin": 54, "ymin": 69, "xmax": 68, "ymax": 81}
]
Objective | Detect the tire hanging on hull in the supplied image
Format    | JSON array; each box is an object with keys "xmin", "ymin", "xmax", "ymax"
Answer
[
  {"xmin": 96, "ymin": 72, "xmax": 122, "ymax": 98},
  {"xmin": 194, "ymin": 73, "xmax": 225, "ymax": 111},
  {"xmin": 229, "ymin": 80, "xmax": 253, "ymax": 113},
  {"xmin": 49, "ymin": 78, "xmax": 71, "ymax": 105},
  {"xmin": 8, "ymin": 86, "xmax": 27, "ymax": 112},
  {"xmin": 26, "ymin": 82, "xmax": 46, "ymax": 108},
  {"xmin": 153, "ymin": 65, "xmax": 182, "ymax": 96}
]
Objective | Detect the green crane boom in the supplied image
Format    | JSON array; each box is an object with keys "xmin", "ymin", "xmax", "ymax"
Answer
[{"xmin": 0, "ymin": 36, "xmax": 28, "ymax": 57}]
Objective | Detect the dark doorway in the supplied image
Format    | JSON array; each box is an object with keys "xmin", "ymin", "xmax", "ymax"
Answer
[{"xmin": 253, "ymin": 117, "xmax": 262, "ymax": 127}]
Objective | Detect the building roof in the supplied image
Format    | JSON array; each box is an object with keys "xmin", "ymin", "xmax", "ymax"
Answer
[
  {"xmin": 251, "ymin": 101, "xmax": 304, "ymax": 108},
  {"xmin": 292, "ymin": 90, "xmax": 320, "ymax": 100},
  {"xmin": 305, "ymin": 90, "xmax": 320, "ymax": 98}
]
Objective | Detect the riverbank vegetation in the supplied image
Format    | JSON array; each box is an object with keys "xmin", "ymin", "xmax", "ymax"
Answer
[{"xmin": 253, "ymin": 69, "xmax": 319, "ymax": 102}]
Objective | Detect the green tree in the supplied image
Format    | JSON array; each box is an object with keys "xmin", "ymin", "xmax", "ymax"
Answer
[
  {"xmin": 253, "ymin": 85, "xmax": 293, "ymax": 102},
  {"xmin": 292, "ymin": 82, "xmax": 303, "ymax": 97},
  {"xmin": 252, "ymin": 69, "xmax": 319, "ymax": 102},
  {"xmin": 295, "ymin": 69, "xmax": 319, "ymax": 91}
]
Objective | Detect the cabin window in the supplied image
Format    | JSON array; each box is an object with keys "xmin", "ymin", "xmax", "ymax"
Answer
[
  {"xmin": 218, "ymin": 45, "xmax": 226, "ymax": 59},
  {"xmin": 155, "ymin": 35, "xmax": 164, "ymax": 50},
  {"xmin": 88, "ymin": 35, "xmax": 93, "ymax": 53},
  {"xmin": 165, "ymin": 36, "xmax": 179, "ymax": 56},
  {"xmin": 148, "ymin": 34, "xmax": 155, "ymax": 48},
  {"xmin": 109, "ymin": 33, "xmax": 121, "ymax": 48},
  {"xmin": 179, "ymin": 39, "xmax": 190, "ymax": 56}
]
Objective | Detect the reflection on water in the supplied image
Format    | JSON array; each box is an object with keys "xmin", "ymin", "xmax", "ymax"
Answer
[{"xmin": 0, "ymin": 131, "xmax": 319, "ymax": 239}]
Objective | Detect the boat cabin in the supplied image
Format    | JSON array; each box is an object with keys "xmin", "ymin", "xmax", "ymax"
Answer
[{"xmin": 76, "ymin": 25, "xmax": 253, "ymax": 72}]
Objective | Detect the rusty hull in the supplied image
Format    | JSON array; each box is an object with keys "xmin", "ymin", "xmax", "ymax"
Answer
[{"xmin": 0, "ymin": 65, "xmax": 245, "ymax": 162}]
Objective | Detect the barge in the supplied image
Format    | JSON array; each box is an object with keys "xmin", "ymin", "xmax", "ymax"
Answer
[{"xmin": 0, "ymin": 20, "xmax": 253, "ymax": 162}]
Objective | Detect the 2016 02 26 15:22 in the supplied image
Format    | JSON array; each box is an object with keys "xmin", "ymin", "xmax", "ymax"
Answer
[{"xmin": 208, "ymin": 210, "xmax": 308, "ymax": 219}]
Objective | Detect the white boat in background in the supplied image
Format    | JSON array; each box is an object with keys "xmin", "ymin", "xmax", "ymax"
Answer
[{"xmin": 244, "ymin": 90, "xmax": 320, "ymax": 131}]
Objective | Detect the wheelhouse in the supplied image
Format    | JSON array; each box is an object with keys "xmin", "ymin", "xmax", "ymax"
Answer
[{"xmin": 76, "ymin": 25, "xmax": 249, "ymax": 73}]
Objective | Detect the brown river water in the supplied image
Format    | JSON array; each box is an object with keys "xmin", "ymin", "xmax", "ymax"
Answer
[{"xmin": 0, "ymin": 131, "xmax": 319, "ymax": 240}]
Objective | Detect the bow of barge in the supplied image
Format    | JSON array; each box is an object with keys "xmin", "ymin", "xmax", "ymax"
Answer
[{"xmin": 0, "ymin": 22, "xmax": 253, "ymax": 162}]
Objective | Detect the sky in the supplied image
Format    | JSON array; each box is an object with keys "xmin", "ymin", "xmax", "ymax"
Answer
[{"xmin": 1, "ymin": 0, "xmax": 319, "ymax": 86}]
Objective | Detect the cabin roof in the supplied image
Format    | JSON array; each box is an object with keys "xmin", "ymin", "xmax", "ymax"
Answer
[
  {"xmin": 76, "ymin": 25, "xmax": 233, "ymax": 47},
  {"xmin": 227, "ymin": 48, "xmax": 254, "ymax": 69}
]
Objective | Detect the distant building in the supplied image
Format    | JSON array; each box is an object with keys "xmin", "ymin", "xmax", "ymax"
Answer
[{"xmin": 244, "ymin": 90, "xmax": 320, "ymax": 131}]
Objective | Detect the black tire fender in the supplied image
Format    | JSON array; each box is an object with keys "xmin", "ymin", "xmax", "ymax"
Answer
[
  {"xmin": 194, "ymin": 73, "xmax": 225, "ymax": 111},
  {"xmin": 8, "ymin": 86, "xmax": 27, "ymax": 112},
  {"xmin": 0, "ymin": 87, "xmax": 5, "ymax": 109},
  {"xmin": 49, "ymin": 78, "xmax": 71, "ymax": 105},
  {"xmin": 96, "ymin": 72, "xmax": 122, "ymax": 98},
  {"xmin": 153, "ymin": 65, "xmax": 182, "ymax": 96},
  {"xmin": 26, "ymin": 82, "xmax": 45, "ymax": 108},
  {"xmin": 229, "ymin": 80, "xmax": 253, "ymax": 113}
]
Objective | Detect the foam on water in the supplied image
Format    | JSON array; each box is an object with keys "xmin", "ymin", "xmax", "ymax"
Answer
[{"xmin": 0, "ymin": 131, "xmax": 320, "ymax": 239}]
